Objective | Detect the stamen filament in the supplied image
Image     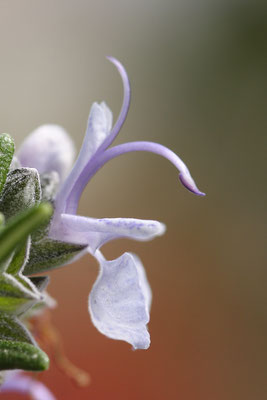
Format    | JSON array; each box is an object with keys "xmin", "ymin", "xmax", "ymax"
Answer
[
  {"xmin": 98, "ymin": 57, "xmax": 131, "ymax": 151},
  {"xmin": 65, "ymin": 141, "xmax": 205, "ymax": 214}
]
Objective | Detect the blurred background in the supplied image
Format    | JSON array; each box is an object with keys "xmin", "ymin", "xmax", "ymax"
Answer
[{"xmin": 0, "ymin": 0, "xmax": 266, "ymax": 399}]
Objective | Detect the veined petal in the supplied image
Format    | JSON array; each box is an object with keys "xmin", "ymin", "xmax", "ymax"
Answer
[
  {"xmin": 50, "ymin": 214, "xmax": 166, "ymax": 251},
  {"xmin": 89, "ymin": 252, "xmax": 152, "ymax": 349},
  {"xmin": 0, "ymin": 370, "xmax": 56, "ymax": 400},
  {"xmin": 17, "ymin": 125, "xmax": 75, "ymax": 181}
]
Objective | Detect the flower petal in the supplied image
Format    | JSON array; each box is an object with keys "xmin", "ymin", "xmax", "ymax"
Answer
[
  {"xmin": 68, "ymin": 102, "xmax": 112, "ymax": 177},
  {"xmin": 85, "ymin": 102, "xmax": 113, "ymax": 157},
  {"xmin": 53, "ymin": 102, "xmax": 112, "ymax": 215},
  {"xmin": 1, "ymin": 370, "xmax": 56, "ymax": 400},
  {"xmin": 17, "ymin": 125, "xmax": 75, "ymax": 181},
  {"xmin": 50, "ymin": 214, "xmax": 166, "ymax": 251},
  {"xmin": 89, "ymin": 252, "xmax": 152, "ymax": 349},
  {"xmin": 63, "ymin": 102, "xmax": 112, "ymax": 183}
]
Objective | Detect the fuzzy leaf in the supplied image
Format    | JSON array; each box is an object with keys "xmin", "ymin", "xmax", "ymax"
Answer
[
  {"xmin": 0, "ymin": 203, "xmax": 53, "ymax": 265},
  {"xmin": 0, "ymin": 314, "xmax": 49, "ymax": 371},
  {"xmin": 26, "ymin": 172, "xmax": 60, "ymax": 244},
  {"xmin": 0, "ymin": 167, "xmax": 41, "ymax": 220},
  {"xmin": 0, "ymin": 273, "xmax": 42, "ymax": 314},
  {"xmin": 0, "ymin": 313, "xmax": 49, "ymax": 372},
  {"xmin": 2, "ymin": 238, "xmax": 49, "ymax": 318},
  {"xmin": 24, "ymin": 238, "xmax": 86, "ymax": 275},
  {"xmin": 5, "ymin": 238, "xmax": 30, "ymax": 276},
  {"xmin": 0, "ymin": 341, "xmax": 49, "ymax": 371},
  {"xmin": 0, "ymin": 134, "xmax": 15, "ymax": 195},
  {"xmin": 0, "ymin": 313, "xmax": 35, "ymax": 344}
]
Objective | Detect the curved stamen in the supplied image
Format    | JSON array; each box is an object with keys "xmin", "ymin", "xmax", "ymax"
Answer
[
  {"xmin": 65, "ymin": 141, "xmax": 205, "ymax": 214},
  {"xmin": 98, "ymin": 57, "xmax": 131, "ymax": 151}
]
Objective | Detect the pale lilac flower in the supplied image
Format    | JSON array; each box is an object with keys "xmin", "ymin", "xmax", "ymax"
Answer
[
  {"xmin": 0, "ymin": 370, "xmax": 56, "ymax": 400},
  {"xmin": 18, "ymin": 58, "xmax": 205, "ymax": 350}
]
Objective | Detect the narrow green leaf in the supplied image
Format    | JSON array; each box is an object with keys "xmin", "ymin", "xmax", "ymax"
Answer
[
  {"xmin": 1, "ymin": 238, "xmax": 47, "ymax": 316},
  {"xmin": 5, "ymin": 238, "xmax": 30, "ymax": 275},
  {"xmin": 0, "ymin": 203, "xmax": 53, "ymax": 265},
  {"xmin": 0, "ymin": 133, "xmax": 14, "ymax": 195},
  {"xmin": 0, "ymin": 314, "xmax": 49, "ymax": 371},
  {"xmin": 0, "ymin": 341, "xmax": 49, "ymax": 371},
  {"xmin": 24, "ymin": 238, "xmax": 86, "ymax": 275},
  {"xmin": 0, "ymin": 273, "xmax": 42, "ymax": 314},
  {"xmin": 0, "ymin": 313, "xmax": 35, "ymax": 344}
]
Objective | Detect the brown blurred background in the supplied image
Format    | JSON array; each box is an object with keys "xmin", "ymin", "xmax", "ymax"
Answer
[{"xmin": 0, "ymin": 0, "xmax": 266, "ymax": 399}]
